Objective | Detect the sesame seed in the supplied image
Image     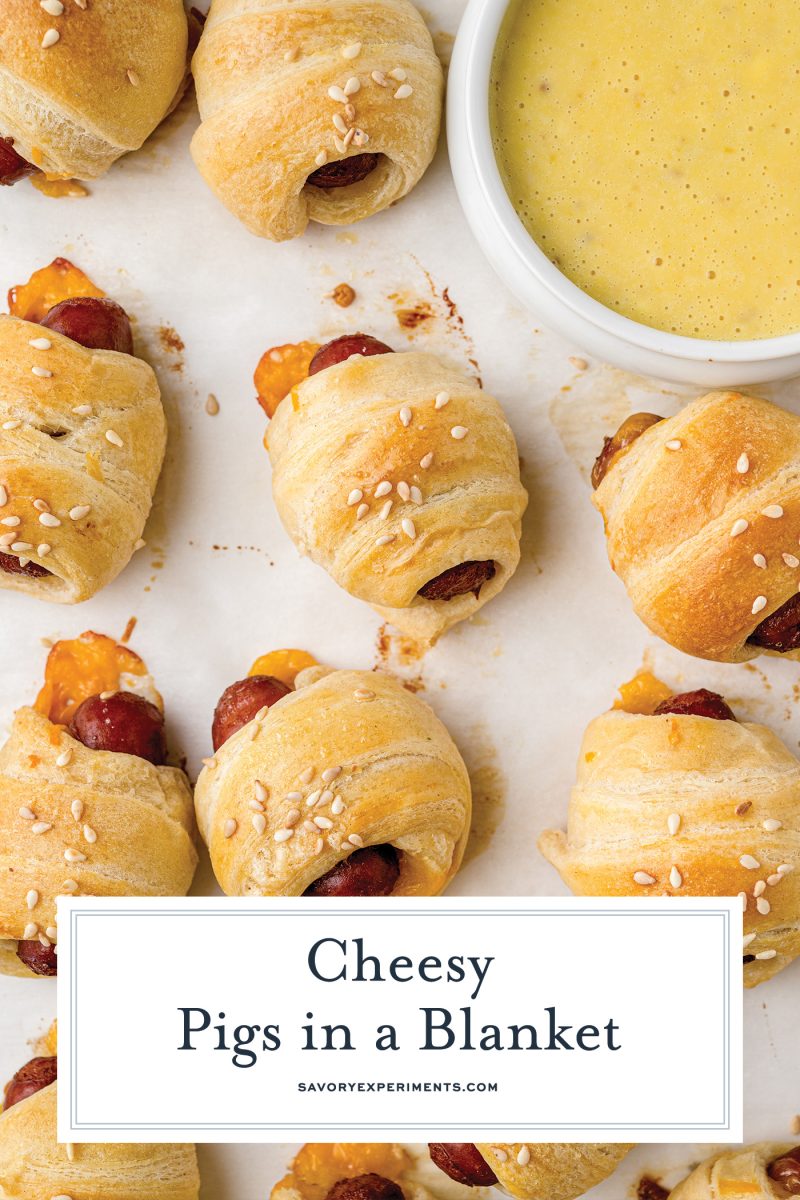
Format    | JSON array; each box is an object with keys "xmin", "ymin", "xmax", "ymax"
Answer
[
  {"xmin": 667, "ymin": 813, "xmax": 681, "ymax": 836},
  {"xmin": 71, "ymin": 799, "xmax": 83, "ymax": 821},
  {"xmin": 254, "ymin": 706, "xmax": 270, "ymax": 721},
  {"xmin": 33, "ymin": 498, "xmax": 49, "ymax": 512},
  {"xmin": 31, "ymin": 366, "xmax": 52, "ymax": 378},
  {"xmin": 201, "ymin": 757, "xmax": 217, "ymax": 769},
  {"xmin": 633, "ymin": 870, "xmax": 655, "ymax": 885},
  {"xmin": 99, "ymin": 690, "xmax": 114, "ymax": 700},
  {"xmin": 10, "ymin": 542, "xmax": 32, "ymax": 553},
  {"xmin": 62, "ymin": 879, "xmax": 78, "ymax": 893},
  {"xmin": 0, "ymin": 485, "xmax": 6, "ymax": 506},
  {"xmin": 333, "ymin": 113, "xmax": 348, "ymax": 134},
  {"xmin": 38, "ymin": 511, "xmax": 60, "ymax": 527},
  {"xmin": 344, "ymin": 76, "xmax": 361, "ymax": 95},
  {"xmin": 285, "ymin": 790, "xmax": 302, "ymax": 802},
  {"xmin": 740, "ymin": 854, "xmax": 761, "ymax": 870},
  {"xmin": 493, "ymin": 1148, "xmax": 509, "ymax": 1162},
  {"xmin": 754, "ymin": 880, "xmax": 766, "ymax": 897},
  {"xmin": 72, "ymin": 405, "xmax": 91, "ymax": 415},
  {"xmin": 730, "ymin": 518, "xmax": 748, "ymax": 536},
  {"xmin": 410, "ymin": 485, "xmax": 423, "ymax": 504},
  {"xmin": 354, "ymin": 688, "xmax": 375, "ymax": 701},
  {"xmin": 394, "ymin": 84, "xmax": 413, "ymax": 99},
  {"xmin": 333, "ymin": 136, "xmax": 347, "ymax": 154},
  {"xmin": 401, "ymin": 517, "xmax": 416, "ymax": 539},
  {"xmin": 2, "ymin": 420, "xmax": 21, "ymax": 430},
  {"xmin": 314, "ymin": 837, "xmax": 324, "ymax": 854},
  {"xmin": 389, "ymin": 67, "xmax": 407, "ymax": 81},
  {"xmin": 26, "ymin": 890, "xmax": 39, "ymax": 909},
  {"xmin": 19, "ymin": 807, "xmax": 36, "ymax": 820},
  {"xmin": 134, "ymin": 538, "xmax": 146, "ymax": 551},
  {"xmin": 328, "ymin": 85, "xmax": 348, "ymax": 102},
  {"xmin": 669, "ymin": 866, "xmax": 683, "ymax": 888},
  {"xmin": 314, "ymin": 815, "xmax": 333, "ymax": 829},
  {"xmin": 763, "ymin": 818, "xmax": 783, "ymax": 832},
  {"xmin": 56, "ymin": 748, "xmax": 72, "ymax": 767},
  {"xmin": 755, "ymin": 949, "xmax": 777, "ymax": 960},
  {"xmin": 762, "ymin": 504, "xmax": 784, "ymax": 518},
  {"xmin": 376, "ymin": 534, "xmax": 395, "ymax": 546},
  {"xmin": 41, "ymin": 28, "xmax": 60, "ymax": 48},
  {"xmin": 105, "ymin": 429, "xmax": 124, "ymax": 447},
  {"xmin": 784, "ymin": 553, "xmax": 800, "ymax": 568},
  {"xmin": 397, "ymin": 481, "xmax": 411, "ymax": 501},
  {"xmin": 375, "ymin": 480, "xmax": 392, "ymax": 497},
  {"xmin": 69, "ymin": 505, "xmax": 91, "ymax": 520},
  {"xmin": 23, "ymin": 923, "xmax": 38, "ymax": 940},
  {"xmin": 41, "ymin": 0, "xmax": 64, "ymax": 12},
  {"xmin": 32, "ymin": 822, "xmax": 52, "ymax": 835},
  {"xmin": 757, "ymin": 897, "xmax": 771, "ymax": 915},
  {"xmin": 372, "ymin": 70, "xmax": 388, "ymax": 85},
  {"xmin": 0, "ymin": 533, "xmax": 15, "ymax": 546},
  {"xmin": 283, "ymin": 46, "xmax": 299, "ymax": 62},
  {"xmin": 29, "ymin": 336, "xmax": 52, "ymax": 350},
  {"xmin": 739, "ymin": 891, "xmax": 748, "ymax": 911},
  {"xmin": 46, "ymin": 926, "xmax": 58, "ymax": 940},
  {"xmin": 64, "ymin": 848, "xmax": 86, "ymax": 863},
  {"xmin": 17, "ymin": 557, "xmax": 30, "ymax": 567},
  {"xmin": 303, "ymin": 820, "xmax": 317, "ymax": 833},
  {"xmin": 752, "ymin": 595, "xmax": 767, "ymax": 614},
  {"xmin": 83, "ymin": 824, "xmax": 97, "ymax": 844},
  {"xmin": 743, "ymin": 933, "xmax": 756, "ymax": 949},
  {"xmin": 778, "ymin": 863, "xmax": 793, "ymax": 874},
  {"xmin": 434, "ymin": 391, "xmax": 450, "ymax": 409},
  {"xmin": 331, "ymin": 797, "xmax": 345, "ymax": 814},
  {"xmin": 348, "ymin": 833, "xmax": 364, "ymax": 847},
  {"xmin": 306, "ymin": 790, "xmax": 322, "ymax": 808},
  {"xmin": 254, "ymin": 780, "xmax": 269, "ymax": 803},
  {"xmin": 342, "ymin": 42, "xmax": 362, "ymax": 59},
  {"xmin": 39, "ymin": 934, "xmax": 51, "ymax": 948},
  {"xmin": 516, "ymin": 1147, "xmax": 531, "ymax": 1167},
  {"xmin": 320, "ymin": 789, "xmax": 334, "ymax": 805},
  {"xmin": 352, "ymin": 128, "xmax": 369, "ymax": 147},
  {"xmin": 767, "ymin": 873, "xmax": 783, "ymax": 886},
  {"xmin": 274, "ymin": 827, "xmax": 294, "ymax": 842},
  {"xmin": 127, "ymin": 68, "xmax": 140, "ymax": 85},
  {"xmin": 665, "ymin": 439, "xmax": 682, "ymax": 450},
  {"xmin": 450, "ymin": 425, "xmax": 469, "ymax": 439},
  {"xmin": 420, "ymin": 452, "xmax": 433, "ymax": 469},
  {"xmin": 249, "ymin": 799, "xmax": 265, "ymax": 813},
  {"xmin": 753, "ymin": 553, "xmax": 766, "ymax": 568},
  {"xmin": 399, "ymin": 406, "xmax": 412, "ymax": 427},
  {"xmin": 379, "ymin": 500, "xmax": 393, "ymax": 519},
  {"xmin": 285, "ymin": 809, "xmax": 301, "ymax": 827},
  {"xmin": 252, "ymin": 814, "xmax": 267, "ymax": 835},
  {"xmin": 315, "ymin": 150, "xmax": 328, "ymax": 167},
  {"xmin": 322, "ymin": 766, "xmax": 342, "ymax": 783},
  {"xmin": 347, "ymin": 488, "xmax": 363, "ymax": 506},
  {"xmin": 736, "ymin": 453, "xmax": 749, "ymax": 473},
  {"xmin": 299, "ymin": 766, "xmax": 315, "ymax": 785},
  {"xmin": 224, "ymin": 819, "xmax": 238, "ymax": 838},
  {"xmin": 37, "ymin": 543, "xmax": 51, "ymax": 556}
]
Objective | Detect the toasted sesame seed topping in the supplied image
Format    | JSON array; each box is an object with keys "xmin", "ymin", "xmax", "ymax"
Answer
[
  {"xmin": 62, "ymin": 879, "xmax": 79, "ymax": 892},
  {"xmin": 83, "ymin": 824, "xmax": 97, "ymax": 844},
  {"xmin": 352, "ymin": 128, "xmax": 369, "ymax": 147},
  {"xmin": 354, "ymin": 688, "xmax": 375, "ymax": 701},
  {"xmin": 224, "ymin": 819, "xmax": 238, "ymax": 838},
  {"xmin": 376, "ymin": 533, "xmax": 395, "ymax": 546},
  {"xmin": 410, "ymin": 485, "xmax": 423, "ymax": 504},
  {"xmin": 1, "ymin": 516, "xmax": 20, "ymax": 528},
  {"xmin": 328, "ymin": 85, "xmax": 348, "ymax": 102},
  {"xmin": 33, "ymin": 499, "xmax": 49, "ymax": 512},
  {"xmin": 252, "ymin": 814, "xmax": 267, "ymax": 835},
  {"xmin": 778, "ymin": 863, "xmax": 793, "ymax": 874},
  {"xmin": 41, "ymin": 0, "xmax": 65, "ymax": 12},
  {"xmin": 11, "ymin": 542, "xmax": 32, "ymax": 553},
  {"xmin": 254, "ymin": 706, "xmax": 270, "ymax": 722},
  {"xmin": 201, "ymin": 756, "xmax": 217, "ymax": 769},
  {"xmin": 19, "ymin": 806, "xmax": 36, "ymax": 821},
  {"xmin": 755, "ymin": 948, "xmax": 777, "ymax": 960},
  {"xmin": 56, "ymin": 748, "xmax": 72, "ymax": 767},
  {"xmin": 37, "ymin": 543, "xmax": 51, "ymax": 556},
  {"xmin": 389, "ymin": 67, "xmax": 407, "ymax": 81},
  {"xmin": 315, "ymin": 150, "xmax": 328, "ymax": 167},
  {"xmin": 39, "ymin": 933, "xmax": 51, "ymax": 948},
  {"xmin": 347, "ymin": 488, "xmax": 364, "ymax": 506},
  {"xmin": 379, "ymin": 500, "xmax": 393, "ymax": 519},
  {"xmin": 665, "ymin": 438, "xmax": 682, "ymax": 450},
  {"xmin": 23, "ymin": 922, "xmax": 38, "ymax": 940},
  {"xmin": 134, "ymin": 538, "xmax": 146, "ymax": 551},
  {"xmin": 767, "ymin": 873, "xmax": 783, "ymax": 886},
  {"xmin": 763, "ymin": 818, "xmax": 783, "ymax": 832},
  {"xmin": 303, "ymin": 819, "xmax": 317, "ymax": 833},
  {"xmin": 32, "ymin": 822, "xmax": 52, "ymax": 835},
  {"xmin": 36, "ymin": 511, "xmax": 60, "ymax": 530},
  {"xmin": 450, "ymin": 425, "xmax": 468, "ymax": 439},
  {"xmin": 344, "ymin": 76, "xmax": 361, "ymax": 95},
  {"xmin": 516, "ymin": 1147, "xmax": 531, "ymax": 1167},
  {"xmin": 736, "ymin": 452, "xmax": 750, "ymax": 473},
  {"xmin": 314, "ymin": 815, "xmax": 333, "ymax": 829},
  {"xmin": 283, "ymin": 47, "xmax": 299, "ymax": 62},
  {"xmin": 633, "ymin": 870, "xmax": 655, "ymax": 885},
  {"xmin": 783, "ymin": 553, "xmax": 800, "ymax": 568},
  {"xmin": 72, "ymin": 404, "xmax": 92, "ymax": 415},
  {"xmin": 64, "ymin": 848, "xmax": 86, "ymax": 863},
  {"xmin": 348, "ymin": 833, "xmax": 364, "ymax": 847},
  {"xmin": 71, "ymin": 799, "xmax": 83, "ymax": 821},
  {"xmin": 752, "ymin": 595, "xmax": 767, "ymax": 615},
  {"xmin": 127, "ymin": 67, "xmax": 140, "ymax": 85},
  {"xmin": 756, "ymin": 897, "xmax": 771, "ymax": 915},
  {"xmin": 29, "ymin": 336, "xmax": 52, "ymax": 350},
  {"xmin": 31, "ymin": 365, "xmax": 52, "ymax": 378},
  {"xmin": 249, "ymin": 799, "xmax": 265, "ymax": 814},
  {"xmin": 274, "ymin": 827, "xmax": 294, "ymax": 842},
  {"xmin": 306, "ymin": 790, "xmax": 322, "ymax": 808},
  {"xmin": 669, "ymin": 866, "xmax": 683, "ymax": 888},
  {"xmin": 41, "ymin": 28, "xmax": 60, "ymax": 48},
  {"xmin": 333, "ymin": 113, "xmax": 348, "ymax": 134},
  {"xmin": 105, "ymin": 429, "xmax": 124, "ymax": 447},
  {"xmin": 399, "ymin": 406, "xmax": 412, "ymax": 427},
  {"xmin": 0, "ymin": 534, "xmax": 14, "ymax": 547},
  {"xmin": 434, "ymin": 391, "xmax": 450, "ymax": 409},
  {"xmin": 397, "ymin": 480, "xmax": 411, "ymax": 501},
  {"xmin": 740, "ymin": 854, "xmax": 761, "ymax": 870},
  {"xmin": 667, "ymin": 813, "xmax": 681, "ymax": 836},
  {"xmin": 728, "ymin": 517, "xmax": 748, "ymax": 537},
  {"xmin": 375, "ymin": 480, "xmax": 392, "ymax": 498},
  {"xmin": 331, "ymin": 796, "xmax": 345, "ymax": 814},
  {"xmin": 2, "ymin": 420, "xmax": 21, "ymax": 430},
  {"xmin": 763, "ymin": 504, "xmax": 784, "ymax": 518},
  {"xmin": 322, "ymin": 766, "xmax": 342, "ymax": 783},
  {"xmin": 394, "ymin": 84, "xmax": 413, "ymax": 99},
  {"xmin": 285, "ymin": 808, "xmax": 301, "ymax": 827},
  {"xmin": 69, "ymin": 505, "xmax": 91, "ymax": 520},
  {"xmin": 743, "ymin": 932, "xmax": 756, "ymax": 948},
  {"xmin": 26, "ymin": 890, "xmax": 39, "ymax": 909},
  {"xmin": 372, "ymin": 70, "xmax": 388, "ymax": 85},
  {"xmin": 754, "ymin": 880, "xmax": 767, "ymax": 897},
  {"xmin": 46, "ymin": 926, "xmax": 58, "ymax": 941},
  {"xmin": 342, "ymin": 42, "xmax": 362, "ymax": 59},
  {"xmin": 739, "ymin": 891, "xmax": 747, "ymax": 910},
  {"xmin": 320, "ymin": 789, "xmax": 334, "ymax": 806},
  {"xmin": 333, "ymin": 135, "xmax": 347, "ymax": 154},
  {"xmin": 355, "ymin": 502, "xmax": 371, "ymax": 522},
  {"xmin": 492, "ymin": 1148, "xmax": 509, "ymax": 1162},
  {"xmin": 419, "ymin": 452, "xmax": 434, "ymax": 469},
  {"xmin": 753, "ymin": 553, "xmax": 766, "ymax": 568},
  {"xmin": 0, "ymin": 485, "xmax": 6, "ymax": 506},
  {"xmin": 285, "ymin": 790, "xmax": 302, "ymax": 802},
  {"xmin": 401, "ymin": 517, "xmax": 416, "ymax": 539}
]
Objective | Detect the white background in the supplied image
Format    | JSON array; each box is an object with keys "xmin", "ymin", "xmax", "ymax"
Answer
[
  {"xmin": 56, "ymin": 897, "xmax": 740, "ymax": 1142},
  {"xmin": 0, "ymin": 0, "xmax": 798, "ymax": 1193}
]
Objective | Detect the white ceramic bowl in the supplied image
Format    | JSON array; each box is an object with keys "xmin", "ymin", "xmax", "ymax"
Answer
[{"xmin": 447, "ymin": 0, "xmax": 800, "ymax": 386}]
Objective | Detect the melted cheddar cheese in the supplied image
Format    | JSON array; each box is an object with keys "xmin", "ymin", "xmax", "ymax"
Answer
[
  {"xmin": 249, "ymin": 649, "xmax": 317, "ymax": 689},
  {"xmin": 613, "ymin": 671, "xmax": 673, "ymax": 715},
  {"xmin": 34, "ymin": 631, "xmax": 158, "ymax": 726},
  {"xmin": 8, "ymin": 257, "xmax": 104, "ymax": 323},
  {"xmin": 255, "ymin": 341, "xmax": 319, "ymax": 418},
  {"xmin": 274, "ymin": 1143, "xmax": 413, "ymax": 1200}
]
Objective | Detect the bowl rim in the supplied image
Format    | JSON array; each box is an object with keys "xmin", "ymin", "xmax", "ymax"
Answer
[{"xmin": 461, "ymin": 0, "xmax": 800, "ymax": 364}]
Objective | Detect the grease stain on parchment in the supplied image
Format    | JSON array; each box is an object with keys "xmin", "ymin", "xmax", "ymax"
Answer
[
  {"xmin": 374, "ymin": 623, "xmax": 427, "ymax": 692},
  {"xmin": 461, "ymin": 724, "xmax": 507, "ymax": 865}
]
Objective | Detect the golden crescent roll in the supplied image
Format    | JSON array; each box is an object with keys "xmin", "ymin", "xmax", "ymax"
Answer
[
  {"xmin": 190, "ymin": 0, "xmax": 443, "ymax": 241},
  {"xmin": 267, "ymin": 349, "xmax": 527, "ymax": 643},
  {"xmin": 0, "ymin": 705, "xmax": 197, "ymax": 978},
  {"xmin": 669, "ymin": 1143, "xmax": 794, "ymax": 1199},
  {"xmin": 593, "ymin": 390, "xmax": 800, "ymax": 662},
  {"xmin": 0, "ymin": 1081, "xmax": 199, "ymax": 1200},
  {"xmin": 0, "ymin": 0, "xmax": 188, "ymax": 180},
  {"xmin": 195, "ymin": 666, "xmax": 471, "ymax": 896},
  {"xmin": 475, "ymin": 1143, "xmax": 633, "ymax": 1200},
  {"xmin": 538, "ymin": 695, "xmax": 800, "ymax": 987},
  {"xmin": 0, "ymin": 314, "xmax": 166, "ymax": 602}
]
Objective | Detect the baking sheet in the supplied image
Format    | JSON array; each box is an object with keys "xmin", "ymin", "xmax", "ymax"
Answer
[{"xmin": 0, "ymin": 0, "xmax": 798, "ymax": 1194}]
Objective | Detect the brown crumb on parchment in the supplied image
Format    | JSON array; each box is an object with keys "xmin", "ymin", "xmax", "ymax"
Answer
[
  {"xmin": 637, "ymin": 1179, "xmax": 669, "ymax": 1200},
  {"xmin": 569, "ymin": 356, "xmax": 588, "ymax": 370},
  {"xmin": 792, "ymin": 1114, "xmax": 800, "ymax": 1136},
  {"xmin": 120, "ymin": 616, "xmax": 138, "ymax": 645},
  {"xmin": 206, "ymin": 393, "xmax": 220, "ymax": 415},
  {"xmin": 330, "ymin": 283, "xmax": 356, "ymax": 308}
]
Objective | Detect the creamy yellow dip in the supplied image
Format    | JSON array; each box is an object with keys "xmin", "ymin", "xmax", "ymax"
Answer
[{"xmin": 491, "ymin": 0, "xmax": 800, "ymax": 339}]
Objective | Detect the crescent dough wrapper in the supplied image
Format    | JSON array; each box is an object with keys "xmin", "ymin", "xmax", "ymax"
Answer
[
  {"xmin": 190, "ymin": 0, "xmax": 443, "ymax": 240},
  {"xmin": 195, "ymin": 667, "xmax": 471, "ymax": 895},
  {"xmin": 594, "ymin": 390, "xmax": 800, "ymax": 662},
  {"xmin": 538, "ymin": 708, "xmax": 800, "ymax": 987},
  {"xmin": 669, "ymin": 1143, "xmax": 791, "ymax": 1199},
  {"xmin": 476, "ymin": 1143, "xmax": 633, "ymax": 1200},
  {"xmin": 0, "ymin": 0, "xmax": 188, "ymax": 179},
  {"xmin": 0, "ymin": 1082, "xmax": 199, "ymax": 1199},
  {"xmin": 268, "ymin": 352, "xmax": 527, "ymax": 643},
  {"xmin": 0, "ymin": 315, "xmax": 166, "ymax": 602},
  {"xmin": 0, "ymin": 707, "xmax": 198, "ymax": 978}
]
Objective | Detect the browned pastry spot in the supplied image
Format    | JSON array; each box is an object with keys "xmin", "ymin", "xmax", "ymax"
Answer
[
  {"xmin": 15, "ymin": 940, "xmax": 58, "ymax": 977},
  {"xmin": 307, "ymin": 153, "xmax": 381, "ymax": 189},
  {"xmin": 769, "ymin": 1147, "xmax": 800, "ymax": 1195},
  {"xmin": 637, "ymin": 1179, "xmax": 670, "ymax": 1200},
  {"xmin": 418, "ymin": 560, "xmax": 496, "ymax": 602},
  {"xmin": 0, "ymin": 137, "xmax": 37, "ymax": 186},
  {"xmin": 304, "ymin": 845, "xmax": 401, "ymax": 897},
  {"xmin": 3, "ymin": 1056, "xmax": 57, "ymax": 1109},
  {"xmin": 326, "ymin": 1176, "xmax": 405, "ymax": 1200},
  {"xmin": 748, "ymin": 593, "xmax": 800, "ymax": 653},
  {"xmin": 591, "ymin": 412, "xmax": 663, "ymax": 489},
  {"xmin": 41, "ymin": 296, "xmax": 134, "ymax": 355},
  {"xmin": 0, "ymin": 551, "xmax": 51, "ymax": 579},
  {"xmin": 212, "ymin": 675, "xmax": 292, "ymax": 750},
  {"xmin": 428, "ymin": 1144, "xmax": 498, "ymax": 1188},
  {"xmin": 308, "ymin": 334, "xmax": 394, "ymax": 376},
  {"xmin": 653, "ymin": 689, "xmax": 737, "ymax": 721},
  {"xmin": 69, "ymin": 691, "xmax": 167, "ymax": 764}
]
